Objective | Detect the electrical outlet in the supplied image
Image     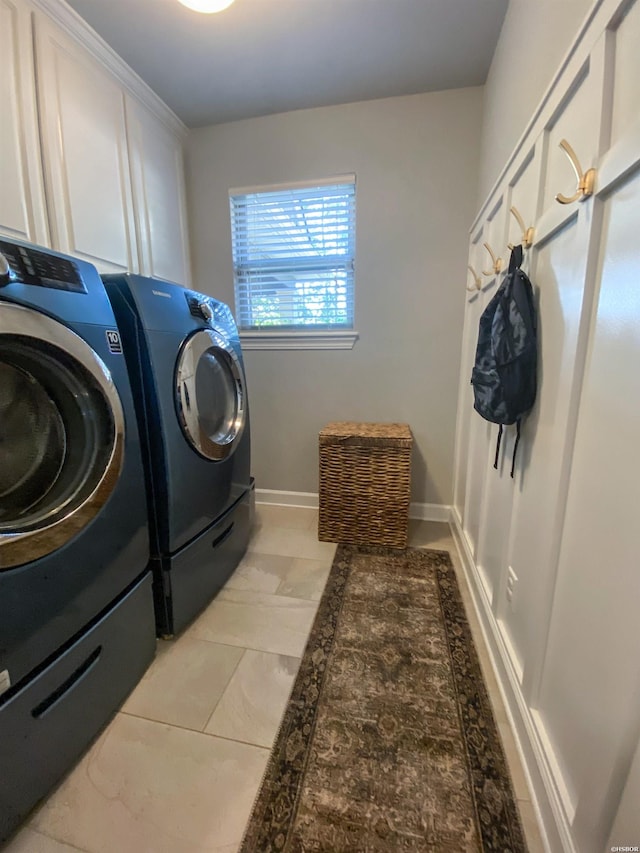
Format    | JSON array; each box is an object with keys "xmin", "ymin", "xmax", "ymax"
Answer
[{"xmin": 506, "ymin": 566, "xmax": 518, "ymax": 608}]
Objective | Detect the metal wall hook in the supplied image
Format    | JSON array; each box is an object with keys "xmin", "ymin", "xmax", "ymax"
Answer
[
  {"xmin": 555, "ymin": 138, "xmax": 596, "ymax": 204},
  {"xmin": 482, "ymin": 242, "xmax": 503, "ymax": 276},
  {"xmin": 509, "ymin": 206, "xmax": 535, "ymax": 248},
  {"xmin": 466, "ymin": 265, "xmax": 481, "ymax": 291}
]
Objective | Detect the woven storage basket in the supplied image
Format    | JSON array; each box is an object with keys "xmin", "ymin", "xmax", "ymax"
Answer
[{"xmin": 318, "ymin": 422, "xmax": 413, "ymax": 548}]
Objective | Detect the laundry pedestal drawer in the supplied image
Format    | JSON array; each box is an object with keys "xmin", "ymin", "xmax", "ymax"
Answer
[{"xmin": 318, "ymin": 421, "xmax": 413, "ymax": 548}]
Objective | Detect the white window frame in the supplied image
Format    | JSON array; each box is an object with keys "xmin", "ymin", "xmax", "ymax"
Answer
[{"xmin": 228, "ymin": 176, "xmax": 359, "ymax": 350}]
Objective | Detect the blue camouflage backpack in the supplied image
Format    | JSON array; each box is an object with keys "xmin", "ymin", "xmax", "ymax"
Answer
[{"xmin": 470, "ymin": 244, "xmax": 537, "ymax": 477}]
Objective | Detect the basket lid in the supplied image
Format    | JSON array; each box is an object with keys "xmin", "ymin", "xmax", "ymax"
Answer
[{"xmin": 319, "ymin": 421, "xmax": 413, "ymax": 447}]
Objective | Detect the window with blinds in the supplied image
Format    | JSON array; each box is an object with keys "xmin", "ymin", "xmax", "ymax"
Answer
[{"xmin": 229, "ymin": 176, "xmax": 356, "ymax": 333}]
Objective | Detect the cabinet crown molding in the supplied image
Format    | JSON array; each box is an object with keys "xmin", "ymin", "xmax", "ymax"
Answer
[{"xmin": 30, "ymin": 0, "xmax": 189, "ymax": 140}]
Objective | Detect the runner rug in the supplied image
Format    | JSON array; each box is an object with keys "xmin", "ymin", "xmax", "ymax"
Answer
[{"xmin": 240, "ymin": 545, "xmax": 528, "ymax": 852}]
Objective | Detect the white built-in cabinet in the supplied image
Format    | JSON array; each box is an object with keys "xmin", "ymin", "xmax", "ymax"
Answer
[
  {"xmin": 0, "ymin": 0, "xmax": 48, "ymax": 246},
  {"xmin": 0, "ymin": 0, "xmax": 191, "ymax": 285},
  {"xmin": 126, "ymin": 95, "xmax": 192, "ymax": 286},
  {"xmin": 34, "ymin": 13, "xmax": 138, "ymax": 273},
  {"xmin": 453, "ymin": 1, "xmax": 640, "ymax": 851}
]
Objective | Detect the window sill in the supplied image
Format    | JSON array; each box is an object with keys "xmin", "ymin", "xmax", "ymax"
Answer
[{"xmin": 239, "ymin": 329, "xmax": 359, "ymax": 351}]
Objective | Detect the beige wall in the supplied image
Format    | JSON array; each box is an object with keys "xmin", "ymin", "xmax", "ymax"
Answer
[
  {"xmin": 478, "ymin": 0, "xmax": 595, "ymax": 203},
  {"xmin": 186, "ymin": 88, "xmax": 483, "ymax": 506}
]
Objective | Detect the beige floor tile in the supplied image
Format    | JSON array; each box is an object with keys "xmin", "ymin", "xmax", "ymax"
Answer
[
  {"xmin": 205, "ymin": 650, "xmax": 299, "ymax": 748},
  {"xmin": 30, "ymin": 714, "xmax": 268, "ymax": 853},
  {"xmin": 247, "ymin": 525, "xmax": 336, "ymax": 561},
  {"xmin": 408, "ymin": 519, "xmax": 455, "ymax": 551},
  {"xmin": 121, "ymin": 636, "xmax": 243, "ymax": 731},
  {"xmin": 275, "ymin": 556, "xmax": 332, "ymax": 601},
  {"xmin": 224, "ymin": 551, "xmax": 295, "ymax": 595},
  {"xmin": 3, "ymin": 827, "xmax": 87, "ymax": 852},
  {"xmin": 5, "ymin": 513, "xmax": 543, "ymax": 853},
  {"xmin": 517, "ymin": 799, "xmax": 547, "ymax": 853},
  {"xmin": 187, "ymin": 588, "xmax": 318, "ymax": 657},
  {"xmin": 254, "ymin": 504, "xmax": 317, "ymax": 531}
]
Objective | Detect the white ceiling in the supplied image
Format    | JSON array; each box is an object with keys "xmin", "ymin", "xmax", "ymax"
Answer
[{"xmin": 64, "ymin": 0, "xmax": 508, "ymax": 129}]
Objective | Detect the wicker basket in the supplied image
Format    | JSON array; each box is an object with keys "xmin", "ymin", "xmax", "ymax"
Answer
[{"xmin": 318, "ymin": 422, "xmax": 413, "ymax": 548}]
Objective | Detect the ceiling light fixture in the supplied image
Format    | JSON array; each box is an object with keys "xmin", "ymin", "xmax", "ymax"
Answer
[{"xmin": 177, "ymin": 0, "xmax": 235, "ymax": 13}]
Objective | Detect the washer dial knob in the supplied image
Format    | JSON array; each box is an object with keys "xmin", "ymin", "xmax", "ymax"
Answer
[{"xmin": 0, "ymin": 252, "xmax": 10, "ymax": 285}]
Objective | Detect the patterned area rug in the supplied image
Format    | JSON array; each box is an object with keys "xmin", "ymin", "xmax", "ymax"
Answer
[{"xmin": 240, "ymin": 546, "xmax": 528, "ymax": 852}]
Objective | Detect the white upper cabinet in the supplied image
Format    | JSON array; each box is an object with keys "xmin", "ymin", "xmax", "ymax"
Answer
[
  {"xmin": 0, "ymin": 0, "xmax": 48, "ymax": 245},
  {"xmin": 2, "ymin": 0, "xmax": 191, "ymax": 279},
  {"xmin": 126, "ymin": 95, "xmax": 191, "ymax": 286},
  {"xmin": 34, "ymin": 12, "xmax": 138, "ymax": 273}
]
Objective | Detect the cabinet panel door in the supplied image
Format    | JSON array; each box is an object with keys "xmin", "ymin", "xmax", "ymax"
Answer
[
  {"xmin": 474, "ymin": 141, "xmax": 544, "ymax": 630},
  {"xmin": 607, "ymin": 735, "xmax": 640, "ymax": 852},
  {"xmin": 500, "ymin": 47, "xmax": 606, "ymax": 696},
  {"xmin": 538, "ymin": 158, "xmax": 640, "ymax": 853},
  {"xmin": 0, "ymin": 0, "xmax": 48, "ymax": 245},
  {"xmin": 537, "ymin": 9, "xmax": 640, "ymax": 843},
  {"xmin": 465, "ymin": 197, "xmax": 508, "ymax": 602},
  {"xmin": 34, "ymin": 14, "xmax": 137, "ymax": 273},
  {"xmin": 452, "ymin": 245, "xmax": 483, "ymax": 524},
  {"xmin": 462, "ymin": 226, "xmax": 495, "ymax": 565},
  {"xmin": 126, "ymin": 96, "xmax": 191, "ymax": 286}
]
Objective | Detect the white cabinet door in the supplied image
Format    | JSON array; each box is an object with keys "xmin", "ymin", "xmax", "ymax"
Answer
[
  {"xmin": 501, "ymin": 42, "xmax": 607, "ymax": 699},
  {"xmin": 452, "ymin": 255, "xmax": 483, "ymax": 526},
  {"xmin": 536, "ymin": 6, "xmax": 640, "ymax": 848},
  {"xmin": 34, "ymin": 13, "xmax": 137, "ymax": 273},
  {"xmin": 0, "ymin": 0, "xmax": 48, "ymax": 245},
  {"xmin": 464, "ymin": 196, "xmax": 509, "ymax": 602},
  {"xmin": 461, "ymin": 226, "xmax": 494, "ymax": 563},
  {"xmin": 126, "ymin": 96, "xmax": 191, "ymax": 286},
  {"xmin": 607, "ymin": 735, "xmax": 640, "ymax": 853}
]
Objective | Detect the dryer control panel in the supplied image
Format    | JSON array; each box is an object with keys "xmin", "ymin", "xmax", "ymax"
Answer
[
  {"xmin": 185, "ymin": 293, "xmax": 235, "ymax": 334},
  {"xmin": 0, "ymin": 240, "xmax": 87, "ymax": 293},
  {"xmin": 186, "ymin": 294, "xmax": 212, "ymax": 322}
]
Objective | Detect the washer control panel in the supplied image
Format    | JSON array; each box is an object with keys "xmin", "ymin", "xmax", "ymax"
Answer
[{"xmin": 0, "ymin": 240, "xmax": 87, "ymax": 293}]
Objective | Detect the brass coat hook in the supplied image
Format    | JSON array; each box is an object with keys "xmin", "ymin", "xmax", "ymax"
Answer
[
  {"xmin": 482, "ymin": 242, "xmax": 503, "ymax": 276},
  {"xmin": 509, "ymin": 206, "xmax": 535, "ymax": 248},
  {"xmin": 467, "ymin": 265, "xmax": 481, "ymax": 291},
  {"xmin": 555, "ymin": 138, "xmax": 596, "ymax": 204}
]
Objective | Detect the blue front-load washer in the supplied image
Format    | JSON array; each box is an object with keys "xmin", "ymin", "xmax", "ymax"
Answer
[
  {"xmin": 103, "ymin": 275, "xmax": 254, "ymax": 637},
  {"xmin": 0, "ymin": 239, "xmax": 156, "ymax": 843}
]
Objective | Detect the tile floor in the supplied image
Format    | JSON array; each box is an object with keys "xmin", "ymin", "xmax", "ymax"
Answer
[{"xmin": 4, "ymin": 506, "xmax": 545, "ymax": 853}]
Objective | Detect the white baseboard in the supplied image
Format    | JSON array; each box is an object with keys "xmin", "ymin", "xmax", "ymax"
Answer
[
  {"xmin": 449, "ymin": 508, "xmax": 576, "ymax": 853},
  {"xmin": 255, "ymin": 489, "xmax": 319, "ymax": 508},
  {"xmin": 409, "ymin": 501, "xmax": 452, "ymax": 522},
  {"xmin": 255, "ymin": 489, "xmax": 450, "ymax": 522}
]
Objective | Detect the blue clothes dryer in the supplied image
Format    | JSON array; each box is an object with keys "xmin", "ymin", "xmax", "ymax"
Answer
[
  {"xmin": 103, "ymin": 275, "xmax": 254, "ymax": 637},
  {"xmin": 0, "ymin": 238, "xmax": 156, "ymax": 843}
]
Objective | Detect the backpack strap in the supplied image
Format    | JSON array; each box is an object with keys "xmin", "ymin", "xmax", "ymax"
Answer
[
  {"xmin": 494, "ymin": 423, "xmax": 504, "ymax": 470},
  {"xmin": 508, "ymin": 243, "xmax": 523, "ymax": 274},
  {"xmin": 511, "ymin": 419, "xmax": 521, "ymax": 478}
]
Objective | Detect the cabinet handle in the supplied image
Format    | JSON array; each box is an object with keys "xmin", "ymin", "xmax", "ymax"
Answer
[
  {"xmin": 466, "ymin": 265, "xmax": 481, "ymax": 291},
  {"xmin": 482, "ymin": 243, "xmax": 503, "ymax": 276},
  {"xmin": 555, "ymin": 138, "xmax": 596, "ymax": 204}
]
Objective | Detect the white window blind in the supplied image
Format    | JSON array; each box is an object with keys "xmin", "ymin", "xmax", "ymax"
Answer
[{"xmin": 229, "ymin": 176, "xmax": 356, "ymax": 332}]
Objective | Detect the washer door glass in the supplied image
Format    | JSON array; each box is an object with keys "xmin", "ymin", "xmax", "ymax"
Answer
[
  {"xmin": 0, "ymin": 304, "xmax": 124, "ymax": 569},
  {"xmin": 175, "ymin": 329, "xmax": 246, "ymax": 461}
]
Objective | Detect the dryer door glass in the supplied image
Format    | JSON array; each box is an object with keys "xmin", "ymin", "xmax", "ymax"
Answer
[
  {"xmin": 0, "ymin": 304, "xmax": 124, "ymax": 569},
  {"xmin": 175, "ymin": 329, "xmax": 246, "ymax": 461}
]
